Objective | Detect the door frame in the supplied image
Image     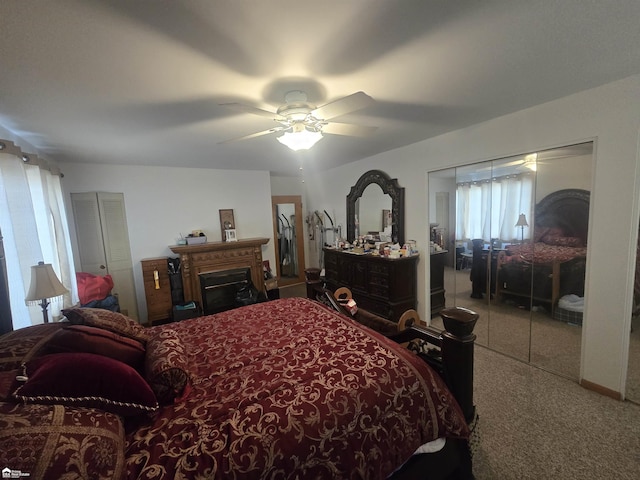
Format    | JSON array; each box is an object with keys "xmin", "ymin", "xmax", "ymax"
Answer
[{"xmin": 271, "ymin": 195, "xmax": 306, "ymax": 286}]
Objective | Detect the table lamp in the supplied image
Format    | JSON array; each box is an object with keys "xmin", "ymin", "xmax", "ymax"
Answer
[
  {"xmin": 25, "ymin": 261, "xmax": 68, "ymax": 323},
  {"xmin": 515, "ymin": 214, "xmax": 529, "ymax": 244}
]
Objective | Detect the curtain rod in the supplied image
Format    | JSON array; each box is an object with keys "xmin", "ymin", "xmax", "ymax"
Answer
[{"xmin": 0, "ymin": 138, "xmax": 63, "ymax": 177}]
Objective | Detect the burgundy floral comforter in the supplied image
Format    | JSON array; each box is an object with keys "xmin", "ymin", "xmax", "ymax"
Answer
[
  {"xmin": 124, "ymin": 297, "xmax": 469, "ymax": 479},
  {"xmin": 502, "ymin": 241, "xmax": 587, "ymax": 265}
]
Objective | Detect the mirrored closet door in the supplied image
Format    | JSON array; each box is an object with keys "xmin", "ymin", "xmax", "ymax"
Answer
[
  {"xmin": 429, "ymin": 143, "xmax": 593, "ymax": 378},
  {"xmin": 627, "ymin": 225, "xmax": 640, "ymax": 402}
]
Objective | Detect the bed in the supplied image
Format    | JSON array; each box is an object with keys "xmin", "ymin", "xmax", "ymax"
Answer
[
  {"xmin": 0, "ymin": 296, "xmax": 474, "ymax": 479},
  {"xmin": 495, "ymin": 189, "xmax": 589, "ymax": 316}
]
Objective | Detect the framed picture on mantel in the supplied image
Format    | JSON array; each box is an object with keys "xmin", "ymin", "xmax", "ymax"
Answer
[{"xmin": 219, "ymin": 209, "xmax": 235, "ymax": 241}]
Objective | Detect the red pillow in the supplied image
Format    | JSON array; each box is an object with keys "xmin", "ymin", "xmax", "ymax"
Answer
[
  {"xmin": 145, "ymin": 329, "xmax": 191, "ymax": 404},
  {"xmin": 43, "ymin": 325, "xmax": 146, "ymax": 371},
  {"xmin": 0, "ymin": 323, "xmax": 63, "ymax": 371},
  {"xmin": 0, "ymin": 402, "xmax": 125, "ymax": 480},
  {"xmin": 63, "ymin": 308, "xmax": 149, "ymax": 344},
  {"xmin": 0, "ymin": 369, "xmax": 18, "ymax": 400},
  {"xmin": 13, "ymin": 353, "xmax": 158, "ymax": 416}
]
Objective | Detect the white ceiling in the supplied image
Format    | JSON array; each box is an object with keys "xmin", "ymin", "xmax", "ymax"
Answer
[{"xmin": 2, "ymin": 0, "xmax": 640, "ymax": 177}]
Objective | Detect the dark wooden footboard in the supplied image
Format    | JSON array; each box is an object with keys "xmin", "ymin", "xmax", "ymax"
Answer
[
  {"xmin": 496, "ymin": 252, "xmax": 586, "ymax": 316},
  {"xmin": 309, "ymin": 285, "xmax": 477, "ymax": 424},
  {"xmin": 391, "ymin": 308, "xmax": 477, "ymax": 424},
  {"xmin": 308, "ymin": 285, "xmax": 476, "ymax": 479}
]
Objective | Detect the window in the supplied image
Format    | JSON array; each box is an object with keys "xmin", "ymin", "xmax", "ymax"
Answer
[
  {"xmin": 456, "ymin": 172, "xmax": 534, "ymax": 242},
  {"xmin": 0, "ymin": 142, "xmax": 78, "ymax": 330}
]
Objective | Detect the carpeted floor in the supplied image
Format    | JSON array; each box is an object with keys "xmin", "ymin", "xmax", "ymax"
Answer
[
  {"xmin": 278, "ymin": 282, "xmax": 307, "ymax": 299},
  {"xmin": 472, "ymin": 346, "xmax": 640, "ymax": 479}
]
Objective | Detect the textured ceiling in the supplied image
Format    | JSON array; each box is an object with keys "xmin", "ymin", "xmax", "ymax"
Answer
[{"xmin": 1, "ymin": 0, "xmax": 640, "ymax": 177}]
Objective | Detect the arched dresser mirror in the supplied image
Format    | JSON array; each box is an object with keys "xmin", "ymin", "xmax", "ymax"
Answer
[{"xmin": 346, "ymin": 170, "xmax": 405, "ymax": 245}]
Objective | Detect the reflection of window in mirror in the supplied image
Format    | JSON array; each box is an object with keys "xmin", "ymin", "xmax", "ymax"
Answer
[{"xmin": 382, "ymin": 209, "xmax": 392, "ymax": 230}]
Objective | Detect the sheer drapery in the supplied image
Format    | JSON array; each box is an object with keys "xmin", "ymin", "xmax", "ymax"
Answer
[
  {"xmin": 0, "ymin": 141, "xmax": 78, "ymax": 330},
  {"xmin": 456, "ymin": 173, "xmax": 534, "ymax": 242}
]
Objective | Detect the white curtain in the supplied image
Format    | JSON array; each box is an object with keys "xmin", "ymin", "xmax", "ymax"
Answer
[
  {"xmin": 456, "ymin": 173, "xmax": 534, "ymax": 242},
  {"xmin": 0, "ymin": 147, "xmax": 78, "ymax": 329}
]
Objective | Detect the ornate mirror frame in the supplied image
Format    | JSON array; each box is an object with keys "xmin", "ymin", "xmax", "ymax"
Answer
[{"xmin": 346, "ymin": 169, "xmax": 405, "ymax": 245}]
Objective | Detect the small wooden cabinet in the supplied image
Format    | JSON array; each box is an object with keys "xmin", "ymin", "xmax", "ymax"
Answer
[
  {"xmin": 141, "ymin": 257, "xmax": 172, "ymax": 326},
  {"xmin": 323, "ymin": 248, "xmax": 419, "ymax": 322}
]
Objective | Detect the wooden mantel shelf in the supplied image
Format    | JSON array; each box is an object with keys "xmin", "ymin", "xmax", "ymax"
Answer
[
  {"xmin": 169, "ymin": 237, "xmax": 269, "ymax": 255},
  {"xmin": 169, "ymin": 237, "xmax": 270, "ymax": 308}
]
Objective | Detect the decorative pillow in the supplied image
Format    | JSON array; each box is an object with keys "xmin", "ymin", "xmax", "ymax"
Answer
[
  {"xmin": 145, "ymin": 329, "xmax": 191, "ymax": 404},
  {"xmin": 544, "ymin": 235, "xmax": 584, "ymax": 247},
  {"xmin": 62, "ymin": 307, "xmax": 149, "ymax": 344},
  {"xmin": 0, "ymin": 370, "xmax": 18, "ymax": 400},
  {"xmin": 533, "ymin": 227, "xmax": 551, "ymax": 243},
  {"xmin": 0, "ymin": 401, "xmax": 125, "ymax": 480},
  {"xmin": 42, "ymin": 324, "xmax": 146, "ymax": 371},
  {"xmin": 538, "ymin": 226, "xmax": 565, "ymax": 243},
  {"xmin": 13, "ymin": 353, "xmax": 158, "ymax": 416},
  {"xmin": 0, "ymin": 323, "xmax": 63, "ymax": 371}
]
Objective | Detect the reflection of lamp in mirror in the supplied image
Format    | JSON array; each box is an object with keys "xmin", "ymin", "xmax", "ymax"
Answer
[
  {"xmin": 515, "ymin": 214, "xmax": 529, "ymax": 244},
  {"xmin": 25, "ymin": 261, "xmax": 68, "ymax": 323}
]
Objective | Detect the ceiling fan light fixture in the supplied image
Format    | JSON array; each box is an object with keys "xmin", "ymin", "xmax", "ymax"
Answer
[{"xmin": 277, "ymin": 126, "xmax": 323, "ymax": 151}]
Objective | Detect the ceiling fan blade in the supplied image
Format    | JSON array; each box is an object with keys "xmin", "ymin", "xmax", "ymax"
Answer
[
  {"xmin": 322, "ymin": 122, "xmax": 378, "ymax": 137},
  {"xmin": 312, "ymin": 91, "xmax": 374, "ymax": 120},
  {"xmin": 218, "ymin": 126, "xmax": 288, "ymax": 144},
  {"xmin": 220, "ymin": 102, "xmax": 286, "ymax": 121}
]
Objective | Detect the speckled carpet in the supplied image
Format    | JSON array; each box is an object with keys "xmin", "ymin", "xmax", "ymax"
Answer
[{"xmin": 471, "ymin": 346, "xmax": 640, "ymax": 479}]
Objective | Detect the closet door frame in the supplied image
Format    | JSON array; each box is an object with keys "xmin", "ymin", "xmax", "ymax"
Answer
[{"xmin": 71, "ymin": 192, "xmax": 138, "ymax": 319}]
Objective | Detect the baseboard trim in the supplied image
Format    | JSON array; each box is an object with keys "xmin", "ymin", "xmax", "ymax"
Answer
[{"xmin": 580, "ymin": 379, "xmax": 622, "ymax": 400}]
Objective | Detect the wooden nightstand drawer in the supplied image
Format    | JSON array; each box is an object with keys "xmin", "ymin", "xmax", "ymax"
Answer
[{"xmin": 141, "ymin": 257, "xmax": 172, "ymax": 326}]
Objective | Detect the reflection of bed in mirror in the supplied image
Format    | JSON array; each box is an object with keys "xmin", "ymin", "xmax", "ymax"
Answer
[{"xmin": 494, "ymin": 189, "xmax": 589, "ymax": 316}]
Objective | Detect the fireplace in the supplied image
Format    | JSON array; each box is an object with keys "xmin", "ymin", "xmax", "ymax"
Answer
[
  {"xmin": 199, "ymin": 267, "xmax": 256, "ymax": 315},
  {"xmin": 169, "ymin": 237, "xmax": 269, "ymax": 311}
]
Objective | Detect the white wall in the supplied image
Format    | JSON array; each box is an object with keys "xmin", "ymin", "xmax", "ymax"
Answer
[
  {"xmin": 60, "ymin": 163, "xmax": 276, "ymax": 322},
  {"xmin": 536, "ymin": 153, "xmax": 592, "ymax": 201},
  {"xmin": 305, "ymin": 74, "xmax": 640, "ymax": 397}
]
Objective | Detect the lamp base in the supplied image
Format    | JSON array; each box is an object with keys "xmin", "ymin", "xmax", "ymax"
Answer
[{"xmin": 39, "ymin": 298, "xmax": 50, "ymax": 323}]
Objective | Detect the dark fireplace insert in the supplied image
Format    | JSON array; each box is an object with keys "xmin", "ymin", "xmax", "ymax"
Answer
[{"xmin": 199, "ymin": 267, "xmax": 264, "ymax": 315}]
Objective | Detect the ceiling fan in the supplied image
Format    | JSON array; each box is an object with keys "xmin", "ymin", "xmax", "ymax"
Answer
[{"xmin": 219, "ymin": 91, "xmax": 377, "ymax": 150}]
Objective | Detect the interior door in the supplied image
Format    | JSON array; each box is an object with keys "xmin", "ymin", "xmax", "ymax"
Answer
[
  {"xmin": 71, "ymin": 192, "xmax": 139, "ymax": 319},
  {"xmin": 71, "ymin": 192, "xmax": 108, "ymax": 275},
  {"xmin": 271, "ymin": 195, "xmax": 306, "ymax": 287}
]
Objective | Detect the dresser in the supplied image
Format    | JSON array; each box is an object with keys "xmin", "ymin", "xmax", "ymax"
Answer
[
  {"xmin": 323, "ymin": 248, "xmax": 419, "ymax": 322},
  {"xmin": 140, "ymin": 257, "xmax": 172, "ymax": 326},
  {"xmin": 430, "ymin": 251, "xmax": 447, "ymax": 316}
]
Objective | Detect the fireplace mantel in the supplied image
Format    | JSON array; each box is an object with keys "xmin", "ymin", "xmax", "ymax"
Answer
[{"xmin": 169, "ymin": 237, "xmax": 269, "ymax": 308}]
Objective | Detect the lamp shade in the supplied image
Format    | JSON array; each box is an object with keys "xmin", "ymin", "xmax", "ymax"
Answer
[
  {"xmin": 515, "ymin": 214, "xmax": 529, "ymax": 227},
  {"xmin": 25, "ymin": 262, "xmax": 68, "ymax": 304},
  {"xmin": 277, "ymin": 126, "xmax": 323, "ymax": 151}
]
